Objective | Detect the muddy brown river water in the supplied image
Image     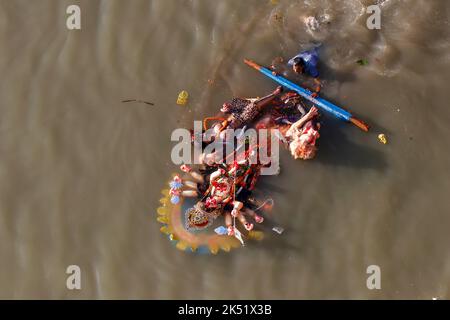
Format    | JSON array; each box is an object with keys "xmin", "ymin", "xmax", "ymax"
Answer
[{"xmin": 1, "ymin": 0, "xmax": 450, "ymax": 299}]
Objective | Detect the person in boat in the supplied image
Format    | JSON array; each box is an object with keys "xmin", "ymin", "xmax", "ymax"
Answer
[
  {"xmin": 285, "ymin": 106, "xmax": 321, "ymax": 160},
  {"xmin": 287, "ymin": 47, "xmax": 322, "ymax": 98},
  {"xmin": 288, "ymin": 47, "xmax": 320, "ymax": 77}
]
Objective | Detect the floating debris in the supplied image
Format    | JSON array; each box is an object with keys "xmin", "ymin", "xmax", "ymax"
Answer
[
  {"xmin": 272, "ymin": 12, "xmax": 283, "ymax": 22},
  {"xmin": 214, "ymin": 226, "xmax": 228, "ymax": 236},
  {"xmin": 378, "ymin": 133, "xmax": 388, "ymax": 144},
  {"xmin": 270, "ymin": 0, "xmax": 279, "ymax": 5},
  {"xmin": 272, "ymin": 226, "xmax": 284, "ymax": 234},
  {"xmin": 356, "ymin": 59, "xmax": 369, "ymax": 66},
  {"xmin": 304, "ymin": 16, "xmax": 320, "ymax": 32},
  {"xmin": 122, "ymin": 99, "xmax": 154, "ymax": 106},
  {"xmin": 254, "ymin": 198, "xmax": 274, "ymax": 212},
  {"xmin": 177, "ymin": 90, "xmax": 189, "ymax": 105}
]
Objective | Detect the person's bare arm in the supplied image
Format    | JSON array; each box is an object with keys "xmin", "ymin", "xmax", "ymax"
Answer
[
  {"xmin": 255, "ymin": 86, "xmax": 283, "ymax": 111},
  {"xmin": 311, "ymin": 78, "xmax": 321, "ymax": 98},
  {"xmin": 286, "ymin": 107, "xmax": 319, "ymax": 137},
  {"xmin": 210, "ymin": 168, "xmax": 225, "ymax": 183}
]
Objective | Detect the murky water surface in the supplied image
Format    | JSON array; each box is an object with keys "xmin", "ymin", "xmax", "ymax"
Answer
[{"xmin": 0, "ymin": 0, "xmax": 450, "ymax": 299}]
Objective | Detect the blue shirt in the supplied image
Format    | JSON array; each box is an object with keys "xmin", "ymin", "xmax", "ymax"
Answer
[{"xmin": 288, "ymin": 48, "xmax": 320, "ymax": 78}]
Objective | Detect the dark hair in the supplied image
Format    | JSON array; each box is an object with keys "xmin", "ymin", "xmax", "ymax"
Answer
[{"xmin": 293, "ymin": 57, "xmax": 305, "ymax": 67}]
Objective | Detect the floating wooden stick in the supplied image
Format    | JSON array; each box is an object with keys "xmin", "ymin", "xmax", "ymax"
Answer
[{"xmin": 121, "ymin": 99, "xmax": 154, "ymax": 106}]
